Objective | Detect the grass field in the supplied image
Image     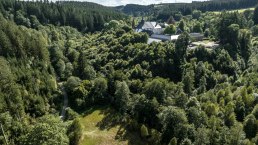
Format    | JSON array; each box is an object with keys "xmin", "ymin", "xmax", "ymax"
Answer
[
  {"xmin": 79, "ymin": 107, "xmax": 145, "ymax": 145},
  {"xmin": 213, "ymin": 7, "xmax": 255, "ymax": 14}
]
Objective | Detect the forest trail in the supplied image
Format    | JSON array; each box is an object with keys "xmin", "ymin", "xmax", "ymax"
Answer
[{"xmin": 59, "ymin": 82, "xmax": 68, "ymax": 120}]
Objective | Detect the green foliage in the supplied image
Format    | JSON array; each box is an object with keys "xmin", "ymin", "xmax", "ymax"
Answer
[
  {"xmin": 179, "ymin": 20, "xmax": 186, "ymax": 32},
  {"xmin": 175, "ymin": 32, "xmax": 190, "ymax": 59},
  {"xmin": 192, "ymin": 10, "xmax": 202, "ymax": 19},
  {"xmin": 159, "ymin": 107, "xmax": 188, "ymax": 144},
  {"xmin": 67, "ymin": 118, "xmax": 83, "ymax": 145},
  {"xmin": 254, "ymin": 5, "xmax": 258, "ymax": 24},
  {"xmin": 252, "ymin": 25, "xmax": 258, "ymax": 36},
  {"xmin": 194, "ymin": 127, "xmax": 210, "ymax": 145},
  {"xmin": 21, "ymin": 115, "xmax": 69, "ymax": 145},
  {"xmin": 0, "ymin": 2, "xmax": 258, "ymax": 144},
  {"xmin": 130, "ymin": 94, "xmax": 159, "ymax": 128},
  {"xmin": 0, "ymin": 0, "xmax": 126, "ymax": 32},
  {"xmin": 175, "ymin": 92, "xmax": 188, "ymax": 109},
  {"xmin": 140, "ymin": 124, "xmax": 149, "ymax": 138},
  {"xmin": 0, "ymin": 14, "xmax": 49, "ymax": 59},
  {"xmin": 227, "ymin": 123, "xmax": 246, "ymax": 145},
  {"xmin": 193, "ymin": 22, "xmax": 203, "ymax": 33},
  {"xmin": 239, "ymin": 29, "xmax": 252, "ymax": 63},
  {"xmin": 82, "ymin": 64, "xmax": 96, "ymax": 80},
  {"xmin": 104, "ymin": 20, "xmax": 121, "ymax": 30},
  {"xmin": 228, "ymin": 23, "xmax": 240, "ymax": 50},
  {"xmin": 65, "ymin": 107, "xmax": 79, "ymax": 121},
  {"xmin": 169, "ymin": 137, "xmax": 177, "ymax": 145},
  {"xmin": 182, "ymin": 66, "xmax": 195, "ymax": 95},
  {"xmin": 144, "ymin": 78, "xmax": 169, "ymax": 103},
  {"xmin": 214, "ymin": 49, "xmax": 236, "ymax": 76},
  {"xmin": 187, "ymin": 107, "xmax": 207, "ymax": 128},
  {"xmin": 252, "ymin": 105, "xmax": 258, "ymax": 119},
  {"xmin": 118, "ymin": 0, "xmax": 257, "ymax": 21},
  {"xmin": 218, "ymin": 12, "xmax": 243, "ymax": 44},
  {"xmin": 243, "ymin": 114, "xmax": 258, "ymax": 139},
  {"xmin": 175, "ymin": 32, "xmax": 190, "ymax": 80},
  {"xmin": 91, "ymin": 77, "xmax": 108, "ymax": 104},
  {"xmin": 66, "ymin": 76, "xmax": 81, "ymax": 92},
  {"xmin": 15, "ymin": 10, "xmax": 31, "ymax": 27},
  {"xmin": 181, "ymin": 138, "xmax": 192, "ymax": 145},
  {"xmin": 225, "ymin": 113, "xmax": 237, "ymax": 127},
  {"xmin": 114, "ymin": 81, "xmax": 130, "ymax": 114},
  {"xmin": 167, "ymin": 16, "xmax": 176, "ymax": 24},
  {"xmin": 164, "ymin": 25, "xmax": 176, "ymax": 35}
]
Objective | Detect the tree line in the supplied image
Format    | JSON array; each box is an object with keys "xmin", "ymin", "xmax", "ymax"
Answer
[
  {"xmin": 117, "ymin": 0, "xmax": 258, "ymax": 21},
  {"xmin": 0, "ymin": 0, "xmax": 126, "ymax": 32}
]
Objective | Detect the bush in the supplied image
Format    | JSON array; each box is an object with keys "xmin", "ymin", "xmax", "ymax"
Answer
[
  {"xmin": 140, "ymin": 124, "xmax": 149, "ymax": 138},
  {"xmin": 168, "ymin": 137, "xmax": 177, "ymax": 145},
  {"xmin": 65, "ymin": 107, "xmax": 79, "ymax": 121},
  {"xmin": 164, "ymin": 25, "xmax": 176, "ymax": 35},
  {"xmin": 252, "ymin": 25, "xmax": 258, "ymax": 36},
  {"xmin": 68, "ymin": 118, "xmax": 83, "ymax": 145}
]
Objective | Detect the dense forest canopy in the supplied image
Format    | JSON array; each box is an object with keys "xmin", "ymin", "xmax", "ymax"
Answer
[
  {"xmin": 0, "ymin": 0, "xmax": 258, "ymax": 145},
  {"xmin": 0, "ymin": 0, "xmax": 126, "ymax": 32}
]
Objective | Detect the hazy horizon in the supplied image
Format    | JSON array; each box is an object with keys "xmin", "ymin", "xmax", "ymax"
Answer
[{"xmin": 23, "ymin": 0, "xmax": 209, "ymax": 6}]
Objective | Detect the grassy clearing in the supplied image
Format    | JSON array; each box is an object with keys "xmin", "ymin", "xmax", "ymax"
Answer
[
  {"xmin": 213, "ymin": 7, "xmax": 255, "ymax": 14},
  {"xmin": 79, "ymin": 107, "xmax": 145, "ymax": 145}
]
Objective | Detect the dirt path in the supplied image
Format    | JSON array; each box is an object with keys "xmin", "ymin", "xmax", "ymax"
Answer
[{"xmin": 59, "ymin": 83, "xmax": 68, "ymax": 120}]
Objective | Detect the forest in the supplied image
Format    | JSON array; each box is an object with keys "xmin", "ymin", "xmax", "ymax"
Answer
[
  {"xmin": 0, "ymin": 0, "xmax": 258, "ymax": 145},
  {"xmin": 0, "ymin": 0, "xmax": 126, "ymax": 32},
  {"xmin": 117, "ymin": 0, "xmax": 258, "ymax": 21}
]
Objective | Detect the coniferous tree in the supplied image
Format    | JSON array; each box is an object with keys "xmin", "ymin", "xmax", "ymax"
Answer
[
  {"xmin": 254, "ymin": 5, "xmax": 258, "ymax": 24},
  {"xmin": 114, "ymin": 81, "xmax": 130, "ymax": 114},
  {"xmin": 182, "ymin": 71, "xmax": 195, "ymax": 95},
  {"xmin": 167, "ymin": 16, "xmax": 176, "ymax": 24},
  {"xmin": 243, "ymin": 114, "xmax": 258, "ymax": 139}
]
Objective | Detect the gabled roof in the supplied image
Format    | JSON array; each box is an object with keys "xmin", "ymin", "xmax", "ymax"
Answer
[
  {"xmin": 151, "ymin": 34, "xmax": 179, "ymax": 41},
  {"xmin": 142, "ymin": 22, "xmax": 161, "ymax": 29},
  {"xmin": 159, "ymin": 22, "xmax": 169, "ymax": 28},
  {"xmin": 136, "ymin": 21, "xmax": 162, "ymax": 30}
]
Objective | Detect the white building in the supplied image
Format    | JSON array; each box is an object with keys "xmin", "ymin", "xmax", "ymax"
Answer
[
  {"xmin": 151, "ymin": 34, "xmax": 179, "ymax": 41},
  {"xmin": 135, "ymin": 19, "xmax": 164, "ymax": 35}
]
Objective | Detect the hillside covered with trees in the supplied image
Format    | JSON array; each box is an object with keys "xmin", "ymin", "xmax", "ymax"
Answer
[
  {"xmin": 117, "ymin": 0, "xmax": 258, "ymax": 21},
  {"xmin": 0, "ymin": 0, "xmax": 126, "ymax": 32},
  {"xmin": 0, "ymin": 0, "xmax": 258, "ymax": 145}
]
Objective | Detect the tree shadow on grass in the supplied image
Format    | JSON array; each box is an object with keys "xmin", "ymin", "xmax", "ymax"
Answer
[
  {"xmin": 96, "ymin": 108, "xmax": 122, "ymax": 130},
  {"xmin": 96, "ymin": 108, "xmax": 147, "ymax": 145},
  {"xmin": 81, "ymin": 105, "xmax": 108, "ymax": 117},
  {"xmin": 115, "ymin": 125, "xmax": 147, "ymax": 145}
]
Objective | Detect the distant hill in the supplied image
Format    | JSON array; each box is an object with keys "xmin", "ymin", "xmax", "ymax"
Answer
[
  {"xmin": 116, "ymin": 0, "xmax": 258, "ymax": 20},
  {"xmin": 115, "ymin": 4, "xmax": 155, "ymax": 16},
  {"xmin": 0, "ymin": 0, "xmax": 126, "ymax": 32}
]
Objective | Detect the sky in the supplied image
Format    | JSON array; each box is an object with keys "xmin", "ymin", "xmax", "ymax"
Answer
[
  {"xmin": 85, "ymin": 0, "xmax": 198, "ymax": 6},
  {"xmin": 34, "ymin": 0, "xmax": 208, "ymax": 6}
]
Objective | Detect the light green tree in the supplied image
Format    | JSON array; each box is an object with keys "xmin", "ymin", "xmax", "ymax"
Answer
[
  {"xmin": 21, "ymin": 115, "xmax": 69, "ymax": 145},
  {"xmin": 140, "ymin": 124, "xmax": 149, "ymax": 138},
  {"xmin": 164, "ymin": 25, "xmax": 176, "ymax": 35},
  {"xmin": 115, "ymin": 81, "xmax": 130, "ymax": 114}
]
